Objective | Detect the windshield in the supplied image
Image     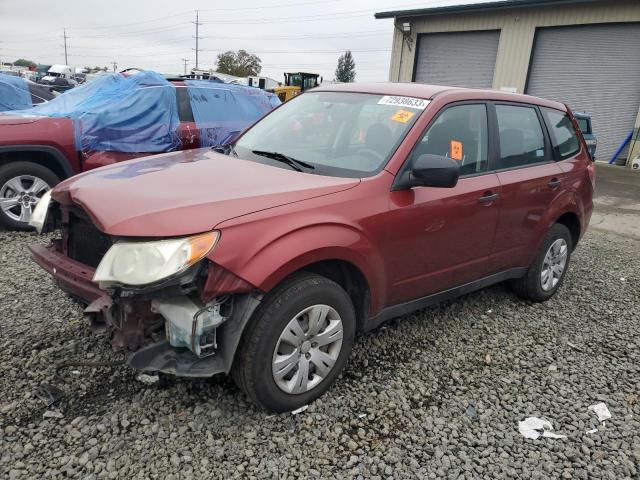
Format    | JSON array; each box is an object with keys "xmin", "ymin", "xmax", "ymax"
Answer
[{"xmin": 234, "ymin": 91, "xmax": 425, "ymax": 177}]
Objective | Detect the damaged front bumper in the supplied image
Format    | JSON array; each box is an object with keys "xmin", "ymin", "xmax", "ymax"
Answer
[{"xmin": 29, "ymin": 242, "xmax": 261, "ymax": 378}]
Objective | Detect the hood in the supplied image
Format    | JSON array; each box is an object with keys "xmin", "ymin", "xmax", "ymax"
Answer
[{"xmin": 53, "ymin": 148, "xmax": 360, "ymax": 237}]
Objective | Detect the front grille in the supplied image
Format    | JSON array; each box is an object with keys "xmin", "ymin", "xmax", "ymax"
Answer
[{"xmin": 67, "ymin": 213, "xmax": 112, "ymax": 268}]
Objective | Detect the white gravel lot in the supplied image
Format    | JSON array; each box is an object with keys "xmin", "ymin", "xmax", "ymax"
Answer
[{"xmin": 1, "ymin": 228, "xmax": 639, "ymax": 479}]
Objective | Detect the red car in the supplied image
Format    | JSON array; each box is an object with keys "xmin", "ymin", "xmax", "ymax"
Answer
[
  {"xmin": 0, "ymin": 72, "xmax": 279, "ymax": 229},
  {"xmin": 30, "ymin": 83, "xmax": 594, "ymax": 412}
]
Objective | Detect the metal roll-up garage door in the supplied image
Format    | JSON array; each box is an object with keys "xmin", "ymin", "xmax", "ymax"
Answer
[
  {"xmin": 526, "ymin": 23, "xmax": 640, "ymax": 162},
  {"xmin": 413, "ymin": 30, "xmax": 500, "ymax": 88}
]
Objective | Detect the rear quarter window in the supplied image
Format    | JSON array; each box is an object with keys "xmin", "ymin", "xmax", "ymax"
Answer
[{"xmin": 542, "ymin": 108, "xmax": 580, "ymax": 160}]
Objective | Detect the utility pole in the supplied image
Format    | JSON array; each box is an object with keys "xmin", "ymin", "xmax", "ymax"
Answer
[
  {"xmin": 111, "ymin": 61, "xmax": 117, "ymax": 72},
  {"xmin": 63, "ymin": 28, "xmax": 69, "ymax": 65},
  {"xmin": 191, "ymin": 10, "xmax": 202, "ymax": 71},
  {"xmin": 181, "ymin": 58, "xmax": 189, "ymax": 76}
]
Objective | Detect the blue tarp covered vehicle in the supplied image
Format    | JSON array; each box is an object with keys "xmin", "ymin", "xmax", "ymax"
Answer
[
  {"xmin": 7, "ymin": 71, "xmax": 280, "ymax": 154},
  {"xmin": 0, "ymin": 73, "xmax": 55, "ymax": 111}
]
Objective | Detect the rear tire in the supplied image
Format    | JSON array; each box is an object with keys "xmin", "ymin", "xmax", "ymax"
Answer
[
  {"xmin": 511, "ymin": 223, "xmax": 573, "ymax": 302},
  {"xmin": 232, "ymin": 273, "xmax": 355, "ymax": 412},
  {"xmin": 0, "ymin": 162, "xmax": 59, "ymax": 230}
]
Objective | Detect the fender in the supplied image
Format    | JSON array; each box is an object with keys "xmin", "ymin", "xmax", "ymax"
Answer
[
  {"xmin": 211, "ymin": 222, "xmax": 387, "ymax": 315},
  {"xmin": 524, "ymin": 189, "xmax": 583, "ymax": 265},
  {"xmin": 0, "ymin": 144, "xmax": 75, "ymax": 178}
]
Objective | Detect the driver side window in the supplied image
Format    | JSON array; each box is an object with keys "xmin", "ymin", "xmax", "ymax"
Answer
[{"xmin": 412, "ymin": 103, "xmax": 488, "ymax": 176}]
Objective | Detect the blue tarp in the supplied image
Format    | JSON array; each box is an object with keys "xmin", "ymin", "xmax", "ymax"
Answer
[
  {"xmin": 11, "ymin": 71, "xmax": 181, "ymax": 153},
  {"xmin": 4, "ymin": 71, "xmax": 280, "ymax": 153},
  {"xmin": 184, "ymin": 80, "xmax": 280, "ymax": 147},
  {"xmin": 0, "ymin": 74, "xmax": 33, "ymax": 111}
]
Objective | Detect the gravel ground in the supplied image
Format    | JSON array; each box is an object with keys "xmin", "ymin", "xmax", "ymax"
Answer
[{"xmin": 1, "ymin": 228, "xmax": 639, "ymax": 479}]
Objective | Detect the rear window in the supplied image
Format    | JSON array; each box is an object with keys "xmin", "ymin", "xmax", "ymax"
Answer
[{"xmin": 542, "ymin": 108, "xmax": 580, "ymax": 160}]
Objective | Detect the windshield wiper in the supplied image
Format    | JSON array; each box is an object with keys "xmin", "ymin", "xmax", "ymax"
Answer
[{"xmin": 251, "ymin": 150, "xmax": 315, "ymax": 172}]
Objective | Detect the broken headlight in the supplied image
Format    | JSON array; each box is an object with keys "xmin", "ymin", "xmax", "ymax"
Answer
[{"xmin": 93, "ymin": 231, "xmax": 219, "ymax": 286}]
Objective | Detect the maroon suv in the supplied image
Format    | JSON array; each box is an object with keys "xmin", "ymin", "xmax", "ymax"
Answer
[{"xmin": 30, "ymin": 83, "xmax": 594, "ymax": 412}]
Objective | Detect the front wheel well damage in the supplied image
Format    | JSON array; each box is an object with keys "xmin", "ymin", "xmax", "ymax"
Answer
[
  {"xmin": 555, "ymin": 212, "xmax": 581, "ymax": 249},
  {"xmin": 296, "ymin": 259, "xmax": 371, "ymax": 332}
]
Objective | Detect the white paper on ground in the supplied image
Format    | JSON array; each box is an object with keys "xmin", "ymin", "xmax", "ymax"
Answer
[
  {"xmin": 588, "ymin": 402, "xmax": 612, "ymax": 422},
  {"xmin": 291, "ymin": 405, "xmax": 308, "ymax": 415},
  {"xmin": 518, "ymin": 417, "xmax": 567, "ymax": 440}
]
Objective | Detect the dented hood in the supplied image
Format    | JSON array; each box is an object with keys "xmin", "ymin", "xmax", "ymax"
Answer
[{"xmin": 52, "ymin": 148, "xmax": 359, "ymax": 237}]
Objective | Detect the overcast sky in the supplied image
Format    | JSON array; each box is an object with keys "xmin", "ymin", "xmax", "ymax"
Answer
[{"xmin": 0, "ymin": 0, "xmax": 490, "ymax": 82}]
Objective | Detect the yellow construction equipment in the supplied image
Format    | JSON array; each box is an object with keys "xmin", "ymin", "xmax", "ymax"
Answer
[{"xmin": 273, "ymin": 72, "xmax": 321, "ymax": 102}]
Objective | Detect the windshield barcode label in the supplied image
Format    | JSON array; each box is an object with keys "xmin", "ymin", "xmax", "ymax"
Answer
[{"xmin": 377, "ymin": 96, "xmax": 429, "ymax": 110}]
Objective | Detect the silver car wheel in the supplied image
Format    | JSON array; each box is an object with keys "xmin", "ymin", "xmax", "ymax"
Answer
[
  {"xmin": 0, "ymin": 175, "xmax": 51, "ymax": 223},
  {"xmin": 541, "ymin": 238, "xmax": 568, "ymax": 291},
  {"xmin": 272, "ymin": 304, "xmax": 344, "ymax": 395}
]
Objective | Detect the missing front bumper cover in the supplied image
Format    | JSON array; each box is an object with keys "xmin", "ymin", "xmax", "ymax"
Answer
[{"xmin": 152, "ymin": 296, "xmax": 227, "ymax": 358}]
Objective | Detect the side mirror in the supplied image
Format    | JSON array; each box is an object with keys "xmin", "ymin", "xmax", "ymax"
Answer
[
  {"xmin": 393, "ymin": 154, "xmax": 460, "ymax": 190},
  {"xmin": 408, "ymin": 154, "xmax": 460, "ymax": 188}
]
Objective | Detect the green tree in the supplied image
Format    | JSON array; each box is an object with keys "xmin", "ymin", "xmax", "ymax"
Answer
[
  {"xmin": 335, "ymin": 51, "xmax": 356, "ymax": 83},
  {"xmin": 216, "ymin": 50, "xmax": 262, "ymax": 77},
  {"xmin": 13, "ymin": 58, "xmax": 37, "ymax": 68}
]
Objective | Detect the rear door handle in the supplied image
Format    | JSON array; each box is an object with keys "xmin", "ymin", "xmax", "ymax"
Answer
[
  {"xmin": 548, "ymin": 178, "xmax": 562, "ymax": 188},
  {"xmin": 478, "ymin": 192, "xmax": 499, "ymax": 204}
]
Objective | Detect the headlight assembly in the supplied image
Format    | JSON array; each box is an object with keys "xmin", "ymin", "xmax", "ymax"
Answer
[{"xmin": 93, "ymin": 231, "xmax": 219, "ymax": 286}]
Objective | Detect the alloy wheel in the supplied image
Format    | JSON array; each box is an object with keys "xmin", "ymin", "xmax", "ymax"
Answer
[
  {"xmin": 272, "ymin": 304, "xmax": 344, "ymax": 394},
  {"xmin": 0, "ymin": 175, "xmax": 51, "ymax": 223},
  {"xmin": 541, "ymin": 238, "xmax": 568, "ymax": 291}
]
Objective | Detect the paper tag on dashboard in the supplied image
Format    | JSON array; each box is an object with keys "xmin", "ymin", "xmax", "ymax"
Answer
[
  {"xmin": 378, "ymin": 96, "xmax": 429, "ymax": 110},
  {"xmin": 450, "ymin": 140, "xmax": 463, "ymax": 161}
]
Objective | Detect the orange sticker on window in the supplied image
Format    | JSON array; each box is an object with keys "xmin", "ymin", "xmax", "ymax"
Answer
[
  {"xmin": 390, "ymin": 109, "xmax": 415, "ymax": 123},
  {"xmin": 450, "ymin": 140, "xmax": 463, "ymax": 161}
]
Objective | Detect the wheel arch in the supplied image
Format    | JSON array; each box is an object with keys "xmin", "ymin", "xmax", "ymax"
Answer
[
  {"xmin": 554, "ymin": 211, "xmax": 581, "ymax": 249},
  {"xmin": 0, "ymin": 145, "xmax": 74, "ymax": 181},
  {"xmin": 281, "ymin": 258, "xmax": 372, "ymax": 332}
]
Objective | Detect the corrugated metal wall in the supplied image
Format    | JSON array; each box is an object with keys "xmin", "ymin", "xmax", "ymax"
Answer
[
  {"xmin": 413, "ymin": 31, "xmax": 500, "ymax": 88},
  {"xmin": 389, "ymin": 0, "xmax": 640, "ymax": 91},
  {"xmin": 526, "ymin": 23, "xmax": 640, "ymax": 162}
]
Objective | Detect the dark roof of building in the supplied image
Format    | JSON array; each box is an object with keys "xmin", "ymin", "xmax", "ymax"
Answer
[{"xmin": 375, "ymin": 0, "xmax": 596, "ymax": 19}]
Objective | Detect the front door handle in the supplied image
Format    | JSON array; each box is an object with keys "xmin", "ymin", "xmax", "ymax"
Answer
[
  {"xmin": 478, "ymin": 192, "xmax": 499, "ymax": 204},
  {"xmin": 548, "ymin": 178, "xmax": 562, "ymax": 189}
]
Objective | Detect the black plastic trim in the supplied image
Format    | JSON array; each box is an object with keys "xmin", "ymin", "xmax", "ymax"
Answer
[
  {"xmin": 0, "ymin": 145, "xmax": 74, "ymax": 178},
  {"xmin": 365, "ymin": 267, "xmax": 527, "ymax": 331}
]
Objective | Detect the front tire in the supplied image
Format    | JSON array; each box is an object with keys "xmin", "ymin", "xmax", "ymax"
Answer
[
  {"xmin": 0, "ymin": 162, "xmax": 59, "ymax": 230},
  {"xmin": 511, "ymin": 223, "xmax": 573, "ymax": 302},
  {"xmin": 232, "ymin": 273, "xmax": 356, "ymax": 412}
]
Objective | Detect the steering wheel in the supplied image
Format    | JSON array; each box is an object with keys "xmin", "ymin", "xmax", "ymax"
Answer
[{"xmin": 356, "ymin": 147, "xmax": 385, "ymax": 163}]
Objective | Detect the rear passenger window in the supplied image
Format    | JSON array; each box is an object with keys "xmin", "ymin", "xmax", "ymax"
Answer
[
  {"xmin": 495, "ymin": 104, "xmax": 546, "ymax": 169},
  {"xmin": 413, "ymin": 104, "xmax": 488, "ymax": 176},
  {"xmin": 542, "ymin": 108, "xmax": 580, "ymax": 159}
]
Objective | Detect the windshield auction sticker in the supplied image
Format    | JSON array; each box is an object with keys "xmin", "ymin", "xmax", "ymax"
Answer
[{"xmin": 378, "ymin": 96, "xmax": 429, "ymax": 110}]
